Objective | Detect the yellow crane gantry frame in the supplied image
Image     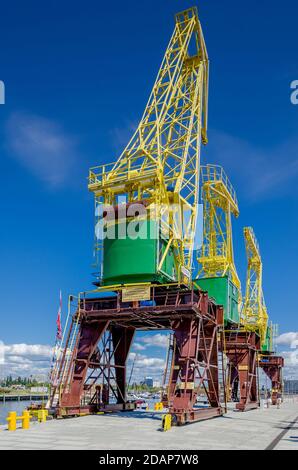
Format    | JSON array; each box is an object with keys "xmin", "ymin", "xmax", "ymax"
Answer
[
  {"xmin": 242, "ymin": 227, "xmax": 269, "ymax": 346},
  {"xmin": 88, "ymin": 7, "xmax": 209, "ymax": 283},
  {"xmin": 198, "ymin": 164, "xmax": 241, "ymax": 294}
]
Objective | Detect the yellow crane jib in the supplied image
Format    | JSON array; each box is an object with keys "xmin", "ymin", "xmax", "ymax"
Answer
[
  {"xmin": 196, "ymin": 165, "xmax": 241, "ymax": 325},
  {"xmin": 88, "ymin": 7, "xmax": 209, "ymax": 287},
  {"xmin": 242, "ymin": 226, "xmax": 269, "ymax": 348}
]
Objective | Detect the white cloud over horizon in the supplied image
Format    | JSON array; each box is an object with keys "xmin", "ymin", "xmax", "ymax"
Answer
[
  {"xmin": 2, "ymin": 332, "xmax": 298, "ymax": 382},
  {"xmin": 128, "ymin": 352, "xmax": 166, "ymax": 382},
  {"xmin": 0, "ymin": 341, "xmax": 167, "ymax": 382},
  {"xmin": 275, "ymin": 331, "xmax": 298, "ymax": 379},
  {"xmin": 6, "ymin": 112, "xmax": 79, "ymax": 187},
  {"xmin": 276, "ymin": 332, "xmax": 298, "ymax": 349},
  {"xmin": 0, "ymin": 343, "xmax": 53, "ymax": 380}
]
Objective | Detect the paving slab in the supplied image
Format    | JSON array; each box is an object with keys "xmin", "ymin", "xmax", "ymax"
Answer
[{"xmin": 0, "ymin": 400, "xmax": 297, "ymax": 450}]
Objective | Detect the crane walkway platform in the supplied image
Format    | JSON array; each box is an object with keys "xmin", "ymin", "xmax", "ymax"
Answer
[{"xmin": 0, "ymin": 399, "xmax": 297, "ymax": 450}]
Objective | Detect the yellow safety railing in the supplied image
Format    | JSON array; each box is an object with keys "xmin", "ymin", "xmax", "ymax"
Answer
[
  {"xmin": 6, "ymin": 409, "xmax": 49, "ymax": 431},
  {"xmin": 29, "ymin": 409, "xmax": 49, "ymax": 423},
  {"xmin": 6, "ymin": 411, "xmax": 30, "ymax": 431},
  {"xmin": 154, "ymin": 402, "xmax": 164, "ymax": 411}
]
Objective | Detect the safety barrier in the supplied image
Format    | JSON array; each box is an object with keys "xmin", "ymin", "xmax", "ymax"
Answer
[
  {"xmin": 6, "ymin": 409, "xmax": 49, "ymax": 431},
  {"xmin": 154, "ymin": 402, "xmax": 164, "ymax": 411},
  {"xmin": 6, "ymin": 411, "xmax": 30, "ymax": 431},
  {"xmin": 30, "ymin": 409, "xmax": 49, "ymax": 423}
]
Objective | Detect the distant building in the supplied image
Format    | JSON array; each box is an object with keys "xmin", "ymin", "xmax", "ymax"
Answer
[
  {"xmin": 153, "ymin": 380, "xmax": 160, "ymax": 388},
  {"xmin": 284, "ymin": 380, "xmax": 298, "ymax": 394},
  {"xmin": 30, "ymin": 386, "xmax": 48, "ymax": 393},
  {"xmin": 144, "ymin": 377, "xmax": 153, "ymax": 388}
]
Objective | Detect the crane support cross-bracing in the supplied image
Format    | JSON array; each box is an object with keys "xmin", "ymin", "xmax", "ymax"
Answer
[{"xmin": 88, "ymin": 7, "xmax": 209, "ymax": 286}]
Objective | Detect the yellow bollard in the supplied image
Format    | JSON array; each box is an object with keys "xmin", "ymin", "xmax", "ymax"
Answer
[
  {"xmin": 22, "ymin": 411, "xmax": 30, "ymax": 430},
  {"xmin": 162, "ymin": 414, "xmax": 172, "ymax": 432},
  {"xmin": 37, "ymin": 409, "xmax": 48, "ymax": 423},
  {"xmin": 6, "ymin": 411, "xmax": 17, "ymax": 431}
]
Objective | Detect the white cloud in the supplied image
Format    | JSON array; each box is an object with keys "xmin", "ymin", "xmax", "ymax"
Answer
[
  {"xmin": 6, "ymin": 112, "xmax": 78, "ymax": 187},
  {"xmin": 139, "ymin": 333, "xmax": 169, "ymax": 349},
  {"xmin": 0, "ymin": 343, "xmax": 53, "ymax": 379},
  {"xmin": 276, "ymin": 332, "xmax": 298, "ymax": 349},
  {"xmin": 127, "ymin": 352, "xmax": 166, "ymax": 382},
  {"xmin": 282, "ymin": 349, "xmax": 298, "ymax": 366},
  {"xmin": 206, "ymin": 130, "xmax": 298, "ymax": 200},
  {"xmin": 0, "ymin": 341, "xmax": 4, "ymax": 365},
  {"xmin": 4, "ymin": 343, "xmax": 52, "ymax": 358},
  {"xmin": 280, "ymin": 350, "xmax": 298, "ymax": 379},
  {"xmin": 132, "ymin": 342, "xmax": 146, "ymax": 351},
  {"xmin": 274, "ymin": 332, "xmax": 298, "ymax": 379},
  {"xmin": 134, "ymin": 356, "xmax": 165, "ymax": 368}
]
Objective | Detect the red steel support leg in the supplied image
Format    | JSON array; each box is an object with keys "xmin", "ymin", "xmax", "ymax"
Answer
[
  {"xmin": 111, "ymin": 326, "xmax": 135, "ymax": 406},
  {"xmin": 225, "ymin": 332, "xmax": 259, "ymax": 411},
  {"xmin": 60, "ymin": 321, "xmax": 109, "ymax": 408},
  {"xmin": 236, "ymin": 347, "xmax": 258, "ymax": 411},
  {"xmin": 229, "ymin": 364, "xmax": 239, "ymax": 402},
  {"xmin": 168, "ymin": 314, "xmax": 222, "ymax": 425},
  {"xmin": 259, "ymin": 355, "xmax": 284, "ymax": 405},
  {"xmin": 169, "ymin": 318, "xmax": 199, "ymax": 417}
]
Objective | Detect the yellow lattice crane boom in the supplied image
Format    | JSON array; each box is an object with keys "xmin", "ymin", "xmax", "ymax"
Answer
[
  {"xmin": 88, "ymin": 7, "xmax": 209, "ymax": 286},
  {"xmin": 243, "ymin": 227, "xmax": 269, "ymax": 346}
]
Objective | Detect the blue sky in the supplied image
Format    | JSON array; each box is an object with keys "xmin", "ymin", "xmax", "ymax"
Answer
[{"xmin": 0, "ymin": 0, "xmax": 297, "ymax": 379}]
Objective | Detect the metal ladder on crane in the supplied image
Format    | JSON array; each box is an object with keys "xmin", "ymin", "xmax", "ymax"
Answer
[{"xmin": 47, "ymin": 296, "xmax": 83, "ymax": 409}]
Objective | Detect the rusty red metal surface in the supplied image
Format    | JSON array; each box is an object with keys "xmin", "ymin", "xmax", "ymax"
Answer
[
  {"xmin": 259, "ymin": 354, "xmax": 284, "ymax": 405},
  {"xmin": 52, "ymin": 285, "xmax": 225, "ymax": 425},
  {"xmin": 224, "ymin": 330, "xmax": 260, "ymax": 411}
]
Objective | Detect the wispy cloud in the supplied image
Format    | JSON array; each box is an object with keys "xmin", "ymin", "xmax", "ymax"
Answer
[
  {"xmin": 6, "ymin": 112, "xmax": 79, "ymax": 187},
  {"xmin": 109, "ymin": 120, "xmax": 138, "ymax": 153},
  {"xmin": 132, "ymin": 342, "xmax": 146, "ymax": 352},
  {"xmin": 205, "ymin": 130, "xmax": 298, "ymax": 201},
  {"xmin": 108, "ymin": 123, "xmax": 298, "ymax": 201}
]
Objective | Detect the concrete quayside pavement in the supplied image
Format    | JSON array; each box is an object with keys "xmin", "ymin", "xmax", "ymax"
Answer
[{"xmin": 0, "ymin": 399, "xmax": 297, "ymax": 450}]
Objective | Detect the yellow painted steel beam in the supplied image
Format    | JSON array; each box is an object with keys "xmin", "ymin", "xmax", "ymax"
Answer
[
  {"xmin": 242, "ymin": 227, "xmax": 268, "ymax": 344},
  {"xmin": 197, "ymin": 164, "xmax": 241, "ymax": 294}
]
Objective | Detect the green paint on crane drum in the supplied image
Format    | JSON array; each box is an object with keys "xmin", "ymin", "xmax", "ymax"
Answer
[
  {"xmin": 102, "ymin": 219, "xmax": 176, "ymax": 285},
  {"xmin": 261, "ymin": 326, "xmax": 274, "ymax": 353},
  {"xmin": 195, "ymin": 276, "xmax": 240, "ymax": 325}
]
